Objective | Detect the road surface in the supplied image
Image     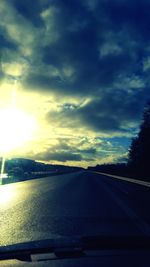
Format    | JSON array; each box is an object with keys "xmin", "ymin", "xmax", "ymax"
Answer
[{"xmin": 0, "ymin": 171, "xmax": 150, "ymax": 246}]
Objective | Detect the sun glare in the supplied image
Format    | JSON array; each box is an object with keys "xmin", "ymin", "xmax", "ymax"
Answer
[
  {"xmin": 0, "ymin": 186, "xmax": 15, "ymax": 204},
  {"xmin": 0, "ymin": 107, "xmax": 37, "ymax": 153}
]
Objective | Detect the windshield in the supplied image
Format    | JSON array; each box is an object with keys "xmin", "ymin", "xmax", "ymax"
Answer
[{"xmin": 0, "ymin": 0, "xmax": 150, "ymax": 248}]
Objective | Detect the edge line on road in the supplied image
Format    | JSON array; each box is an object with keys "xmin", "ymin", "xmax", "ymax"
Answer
[
  {"xmin": 94, "ymin": 172, "xmax": 150, "ymax": 235},
  {"xmin": 93, "ymin": 172, "xmax": 150, "ymax": 188}
]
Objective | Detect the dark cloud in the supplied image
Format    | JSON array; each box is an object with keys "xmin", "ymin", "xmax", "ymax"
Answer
[
  {"xmin": 32, "ymin": 138, "xmax": 97, "ymax": 163},
  {"xmin": 46, "ymin": 85, "xmax": 149, "ymax": 134},
  {"xmin": 0, "ymin": 33, "xmax": 17, "ymax": 50},
  {"xmin": 103, "ymin": 0, "xmax": 150, "ymax": 37},
  {"xmin": 35, "ymin": 151, "xmax": 82, "ymax": 162},
  {"xmin": 1, "ymin": 0, "xmax": 150, "ymax": 97},
  {"xmin": 0, "ymin": 0, "xmax": 150, "ymax": 164},
  {"xmin": 116, "ymin": 155, "xmax": 128, "ymax": 163},
  {"xmin": 20, "ymin": 0, "xmax": 150, "ymax": 97},
  {"xmin": 9, "ymin": 0, "xmax": 45, "ymax": 26}
]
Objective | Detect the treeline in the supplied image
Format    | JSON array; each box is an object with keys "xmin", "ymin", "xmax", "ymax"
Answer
[
  {"xmin": 88, "ymin": 163, "xmax": 129, "ymax": 176},
  {"xmin": 128, "ymin": 102, "xmax": 150, "ymax": 179},
  {"xmin": 88, "ymin": 102, "xmax": 150, "ymax": 182},
  {"xmin": 2, "ymin": 158, "xmax": 83, "ymax": 184}
]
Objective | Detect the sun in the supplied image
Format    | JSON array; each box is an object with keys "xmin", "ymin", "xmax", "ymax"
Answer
[{"xmin": 0, "ymin": 107, "xmax": 37, "ymax": 153}]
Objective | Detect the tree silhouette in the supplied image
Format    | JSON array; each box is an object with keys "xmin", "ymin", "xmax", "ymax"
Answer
[{"xmin": 128, "ymin": 102, "xmax": 150, "ymax": 177}]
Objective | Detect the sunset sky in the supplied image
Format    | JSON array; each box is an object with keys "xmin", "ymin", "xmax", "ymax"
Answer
[{"xmin": 0, "ymin": 0, "xmax": 150, "ymax": 167}]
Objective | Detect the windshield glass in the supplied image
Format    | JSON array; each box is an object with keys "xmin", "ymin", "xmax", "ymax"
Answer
[{"xmin": 0, "ymin": 0, "xmax": 150, "ymax": 247}]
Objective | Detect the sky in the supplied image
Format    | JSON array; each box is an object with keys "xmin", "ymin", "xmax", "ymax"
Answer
[{"xmin": 0, "ymin": 0, "xmax": 150, "ymax": 167}]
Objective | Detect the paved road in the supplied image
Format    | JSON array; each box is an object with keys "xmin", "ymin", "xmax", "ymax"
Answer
[{"xmin": 0, "ymin": 171, "xmax": 150, "ymax": 246}]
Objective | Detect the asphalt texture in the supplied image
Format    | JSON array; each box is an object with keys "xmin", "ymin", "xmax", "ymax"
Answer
[{"xmin": 0, "ymin": 171, "xmax": 150, "ymax": 246}]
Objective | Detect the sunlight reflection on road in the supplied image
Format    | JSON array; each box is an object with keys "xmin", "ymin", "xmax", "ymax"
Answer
[{"xmin": 0, "ymin": 186, "xmax": 16, "ymax": 205}]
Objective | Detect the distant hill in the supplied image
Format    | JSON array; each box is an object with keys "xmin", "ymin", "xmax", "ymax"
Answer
[{"xmin": 1, "ymin": 157, "xmax": 83, "ymax": 184}]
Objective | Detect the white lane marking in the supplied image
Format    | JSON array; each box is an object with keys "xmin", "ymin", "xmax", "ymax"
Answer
[
  {"xmin": 94, "ymin": 172, "xmax": 150, "ymax": 188},
  {"xmin": 94, "ymin": 173, "xmax": 150, "ymax": 235}
]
